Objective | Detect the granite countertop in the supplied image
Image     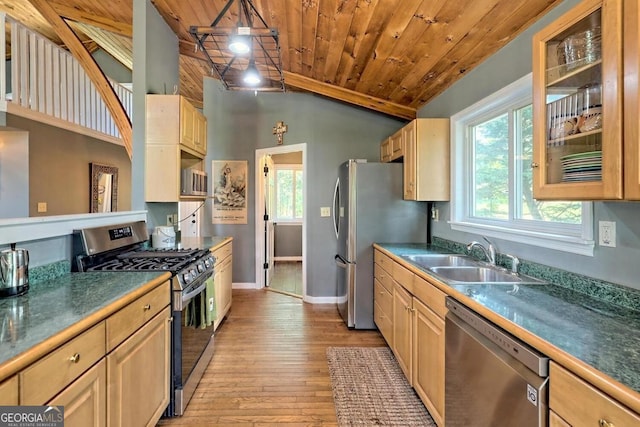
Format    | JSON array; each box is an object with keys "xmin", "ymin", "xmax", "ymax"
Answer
[
  {"xmin": 0, "ymin": 271, "xmax": 170, "ymax": 371},
  {"xmin": 376, "ymin": 243, "xmax": 640, "ymax": 403},
  {"xmin": 0, "ymin": 235, "xmax": 232, "ymax": 376}
]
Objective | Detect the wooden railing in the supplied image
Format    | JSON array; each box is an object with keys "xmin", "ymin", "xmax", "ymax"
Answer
[{"xmin": 0, "ymin": 13, "xmax": 132, "ymax": 143}]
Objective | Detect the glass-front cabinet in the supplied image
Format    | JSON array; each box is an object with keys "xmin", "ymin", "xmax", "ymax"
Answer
[{"xmin": 532, "ymin": 0, "xmax": 622, "ymax": 200}]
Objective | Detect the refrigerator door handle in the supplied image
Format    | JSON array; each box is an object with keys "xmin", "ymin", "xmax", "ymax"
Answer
[
  {"xmin": 334, "ymin": 254, "xmax": 349, "ymax": 267},
  {"xmin": 332, "ymin": 177, "xmax": 340, "ymax": 240}
]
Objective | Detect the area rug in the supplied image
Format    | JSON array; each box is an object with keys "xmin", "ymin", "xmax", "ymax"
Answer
[{"xmin": 326, "ymin": 347, "xmax": 436, "ymax": 426}]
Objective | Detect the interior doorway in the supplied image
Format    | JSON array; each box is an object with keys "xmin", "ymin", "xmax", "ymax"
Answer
[{"xmin": 255, "ymin": 143, "xmax": 307, "ymax": 298}]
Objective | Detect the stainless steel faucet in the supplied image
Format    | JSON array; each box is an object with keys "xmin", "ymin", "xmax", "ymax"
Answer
[
  {"xmin": 466, "ymin": 237, "xmax": 496, "ymax": 265},
  {"xmin": 504, "ymin": 254, "xmax": 520, "ymax": 274}
]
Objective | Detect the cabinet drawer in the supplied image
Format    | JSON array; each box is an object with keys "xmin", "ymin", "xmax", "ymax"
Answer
[
  {"xmin": 21, "ymin": 322, "xmax": 106, "ymax": 404},
  {"xmin": 393, "ymin": 262, "xmax": 414, "ymax": 293},
  {"xmin": 374, "ymin": 301, "xmax": 393, "ymax": 344},
  {"xmin": 550, "ymin": 362, "xmax": 640, "ymax": 426},
  {"xmin": 106, "ymin": 281, "xmax": 170, "ymax": 352},
  {"xmin": 374, "ymin": 263, "xmax": 393, "ymax": 293},
  {"xmin": 412, "ymin": 275, "xmax": 447, "ymax": 319},
  {"xmin": 212, "ymin": 241, "xmax": 232, "ymax": 265},
  {"xmin": 0, "ymin": 376, "xmax": 18, "ymax": 405},
  {"xmin": 374, "ymin": 250, "xmax": 393, "ymax": 274},
  {"xmin": 374, "ymin": 279, "xmax": 393, "ymax": 317}
]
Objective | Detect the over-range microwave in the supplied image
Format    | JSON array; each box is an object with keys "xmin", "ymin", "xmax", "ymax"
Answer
[{"xmin": 181, "ymin": 168, "xmax": 208, "ymax": 196}]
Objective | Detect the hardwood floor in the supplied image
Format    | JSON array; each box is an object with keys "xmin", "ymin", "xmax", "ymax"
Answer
[
  {"xmin": 157, "ymin": 289, "xmax": 386, "ymax": 426},
  {"xmin": 268, "ymin": 261, "xmax": 303, "ymax": 297}
]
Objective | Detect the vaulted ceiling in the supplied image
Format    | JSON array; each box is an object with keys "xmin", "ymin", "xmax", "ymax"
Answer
[{"xmin": 0, "ymin": 0, "xmax": 563, "ymax": 120}]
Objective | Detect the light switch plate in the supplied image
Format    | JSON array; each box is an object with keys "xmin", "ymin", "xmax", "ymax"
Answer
[
  {"xmin": 37, "ymin": 202, "xmax": 47, "ymax": 213},
  {"xmin": 598, "ymin": 220, "xmax": 616, "ymax": 247},
  {"xmin": 320, "ymin": 207, "xmax": 331, "ymax": 217}
]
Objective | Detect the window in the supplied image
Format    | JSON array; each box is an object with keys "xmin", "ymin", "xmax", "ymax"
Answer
[
  {"xmin": 451, "ymin": 74, "xmax": 594, "ymax": 255},
  {"xmin": 273, "ymin": 166, "xmax": 303, "ymax": 221}
]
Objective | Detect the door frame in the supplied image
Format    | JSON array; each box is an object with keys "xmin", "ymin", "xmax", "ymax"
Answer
[{"xmin": 254, "ymin": 143, "xmax": 307, "ymax": 297}]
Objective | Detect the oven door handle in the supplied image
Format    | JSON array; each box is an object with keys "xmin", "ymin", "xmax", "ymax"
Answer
[{"xmin": 181, "ymin": 274, "xmax": 212, "ymax": 304}]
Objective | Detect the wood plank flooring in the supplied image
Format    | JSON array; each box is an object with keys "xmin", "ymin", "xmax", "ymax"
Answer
[{"xmin": 157, "ymin": 289, "xmax": 386, "ymax": 426}]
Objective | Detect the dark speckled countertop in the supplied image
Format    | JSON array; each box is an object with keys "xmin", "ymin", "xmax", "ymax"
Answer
[
  {"xmin": 0, "ymin": 236, "xmax": 231, "ymax": 373},
  {"xmin": 376, "ymin": 243, "xmax": 640, "ymax": 400},
  {"xmin": 0, "ymin": 271, "xmax": 169, "ymax": 368}
]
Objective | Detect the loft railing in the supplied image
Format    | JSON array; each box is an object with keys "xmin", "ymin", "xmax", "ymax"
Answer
[{"xmin": 0, "ymin": 13, "xmax": 132, "ymax": 144}]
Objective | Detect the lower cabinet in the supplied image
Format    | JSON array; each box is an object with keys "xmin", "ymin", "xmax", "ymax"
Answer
[
  {"xmin": 0, "ymin": 376, "xmax": 18, "ymax": 405},
  {"xmin": 413, "ymin": 296, "xmax": 445, "ymax": 426},
  {"xmin": 48, "ymin": 359, "xmax": 107, "ymax": 427},
  {"xmin": 549, "ymin": 362, "xmax": 640, "ymax": 427},
  {"xmin": 392, "ymin": 282, "xmax": 413, "ymax": 383},
  {"xmin": 212, "ymin": 240, "xmax": 233, "ymax": 330},
  {"xmin": 1, "ymin": 280, "xmax": 171, "ymax": 427},
  {"xmin": 107, "ymin": 306, "xmax": 171, "ymax": 427}
]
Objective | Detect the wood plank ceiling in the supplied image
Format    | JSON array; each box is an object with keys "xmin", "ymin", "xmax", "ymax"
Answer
[{"xmin": 0, "ymin": 0, "xmax": 564, "ymax": 120}]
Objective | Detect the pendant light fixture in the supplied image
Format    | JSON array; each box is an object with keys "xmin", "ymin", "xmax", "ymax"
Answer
[{"xmin": 190, "ymin": 0, "xmax": 284, "ymax": 92}]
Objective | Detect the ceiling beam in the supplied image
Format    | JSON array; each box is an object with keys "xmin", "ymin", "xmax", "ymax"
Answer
[
  {"xmin": 50, "ymin": 1, "xmax": 133, "ymax": 37},
  {"xmin": 27, "ymin": 0, "xmax": 132, "ymax": 158},
  {"xmin": 178, "ymin": 40, "xmax": 415, "ymax": 121}
]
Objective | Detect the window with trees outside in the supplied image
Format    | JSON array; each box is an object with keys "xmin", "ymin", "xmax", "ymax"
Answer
[
  {"xmin": 273, "ymin": 166, "xmax": 303, "ymax": 221},
  {"xmin": 450, "ymin": 74, "xmax": 594, "ymax": 256}
]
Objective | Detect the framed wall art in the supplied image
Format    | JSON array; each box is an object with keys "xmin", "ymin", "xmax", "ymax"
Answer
[{"xmin": 212, "ymin": 160, "xmax": 248, "ymax": 224}]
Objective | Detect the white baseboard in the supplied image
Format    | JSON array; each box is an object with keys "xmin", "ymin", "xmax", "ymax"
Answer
[
  {"xmin": 232, "ymin": 282, "xmax": 259, "ymax": 289},
  {"xmin": 303, "ymin": 295, "xmax": 339, "ymax": 304}
]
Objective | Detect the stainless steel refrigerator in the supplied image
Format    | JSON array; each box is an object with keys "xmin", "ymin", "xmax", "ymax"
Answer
[{"xmin": 333, "ymin": 159, "xmax": 429, "ymax": 329}]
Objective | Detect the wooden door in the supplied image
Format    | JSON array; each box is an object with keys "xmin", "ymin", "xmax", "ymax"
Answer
[{"xmin": 392, "ymin": 282, "xmax": 413, "ymax": 383}]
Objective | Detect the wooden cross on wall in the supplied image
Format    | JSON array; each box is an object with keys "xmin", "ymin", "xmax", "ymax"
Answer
[{"xmin": 273, "ymin": 121, "xmax": 288, "ymax": 145}]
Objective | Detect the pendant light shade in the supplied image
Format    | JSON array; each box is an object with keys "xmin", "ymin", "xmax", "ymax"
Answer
[
  {"xmin": 228, "ymin": 27, "xmax": 251, "ymax": 55},
  {"xmin": 243, "ymin": 60, "xmax": 262, "ymax": 85}
]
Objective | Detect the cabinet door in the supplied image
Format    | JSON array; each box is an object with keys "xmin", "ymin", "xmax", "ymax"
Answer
[
  {"xmin": 390, "ymin": 129, "xmax": 404, "ymax": 161},
  {"xmin": 380, "ymin": 139, "xmax": 391, "ymax": 162},
  {"xmin": 413, "ymin": 298, "xmax": 445, "ymax": 427},
  {"xmin": 221, "ymin": 255, "xmax": 233, "ymax": 315},
  {"xmin": 532, "ymin": 0, "xmax": 623, "ymax": 200},
  {"xmin": 0, "ymin": 376, "xmax": 18, "ymax": 405},
  {"xmin": 145, "ymin": 145, "xmax": 180, "ymax": 202},
  {"xmin": 193, "ymin": 113, "xmax": 207, "ymax": 156},
  {"xmin": 392, "ymin": 282, "xmax": 413, "ymax": 383},
  {"xmin": 107, "ymin": 308, "xmax": 171, "ymax": 427},
  {"xmin": 49, "ymin": 359, "xmax": 107, "ymax": 427},
  {"xmin": 624, "ymin": 0, "xmax": 640, "ymax": 199},
  {"xmin": 413, "ymin": 119, "xmax": 450, "ymax": 201},
  {"xmin": 403, "ymin": 121, "xmax": 417, "ymax": 200},
  {"xmin": 180, "ymin": 98, "xmax": 195, "ymax": 149}
]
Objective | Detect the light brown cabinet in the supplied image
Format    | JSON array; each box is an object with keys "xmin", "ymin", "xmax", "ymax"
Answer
[
  {"xmin": 532, "ymin": 0, "xmax": 624, "ymax": 200},
  {"xmin": 412, "ymin": 276, "xmax": 446, "ymax": 427},
  {"xmin": 373, "ymin": 250, "xmax": 394, "ymax": 344},
  {"xmin": 4, "ymin": 280, "xmax": 171, "ymax": 427},
  {"xmin": 549, "ymin": 362, "xmax": 640, "ymax": 426},
  {"xmin": 48, "ymin": 360, "xmax": 107, "ymax": 427},
  {"xmin": 0, "ymin": 376, "xmax": 18, "ymax": 405},
  {"xmin": 107, "ymin": 306, "xmax": 171, "ymax": 427},
  {"xmin": 145, "ymin": 95, "xmax": 207, "ymax": 202},
  {"xmin": 212, "ymin": 240, "xmax": 233, "ymax": 330},
  {"xmin": 392, "ymin": 281, "xmax": 413, "ymax": 383},
  {"xmin": 380, "ymin": 128, "xmax": 403, "ymax": 162}
]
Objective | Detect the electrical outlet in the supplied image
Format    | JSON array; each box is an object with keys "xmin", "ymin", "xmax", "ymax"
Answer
[
  {"xmin": 431, "ymin": 207, "xmax": 439, "ymax": 222},
  {"xmin": 599, "ymin": 221, "xmax": 616, "ymax": 247},
  {"xmin": 37, "ymin": 202, "xmax": 47, "ymax": 213},
  {"xmin": 167, "ymin": 214, "xmax": 174, "ymax": 226}
]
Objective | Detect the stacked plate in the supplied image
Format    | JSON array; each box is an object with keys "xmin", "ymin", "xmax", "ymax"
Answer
[{"xmin": 561, "ymin": 151, "xmax": 602, "ymax": 182}]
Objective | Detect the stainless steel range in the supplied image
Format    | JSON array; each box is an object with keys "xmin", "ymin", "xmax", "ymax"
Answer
[{"xmin": 72, "ymin": 221, "xmax": 216, "ymax": 417}]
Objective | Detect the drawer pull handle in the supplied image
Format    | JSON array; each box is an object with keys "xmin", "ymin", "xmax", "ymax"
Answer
[
  {"xmin": 599, "ymin": 420, "xmax": 614, "ymax": 427},
  {"xmin": 69, "ymin": 353, "xmax": 81, "ymax": 364},
  {"xmin": 143, "ymin": 304, "xmax": 151, "ymax": 311}
]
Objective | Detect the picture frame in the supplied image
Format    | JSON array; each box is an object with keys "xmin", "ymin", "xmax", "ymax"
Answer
[
  {"xmin": 212, "ymin": 160, "xmax": 248, "ymax": 224},
  {"xmin": 90, "ymin": 163, "xmax": 118, "ymax": 213}
]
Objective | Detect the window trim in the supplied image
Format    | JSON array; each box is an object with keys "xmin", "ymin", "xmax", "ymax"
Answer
[{"xmin": 449, "ymin": 73, "xmax": 595, "ymax": 256}]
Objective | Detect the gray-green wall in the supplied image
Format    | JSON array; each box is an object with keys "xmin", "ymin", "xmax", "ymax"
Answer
[
  {"xmin": 202, "ymin": 79, "xmax": 404, "ymax": 295},
  {"xmin": 420, "ymin": 0, "xmax": 640, "ymax": 291}
]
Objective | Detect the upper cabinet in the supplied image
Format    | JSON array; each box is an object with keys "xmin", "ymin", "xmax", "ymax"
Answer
[
  {"xmin": 145, "ymin": 95, "xmax": 208, "ymax": 202},
  {"xmin": 532, "ymin": 0, "xmax": 623, "ymax": 200},
  {"xmin": 380, "ymin": 118, "xmax": 449, "ymax": 201},
  {"xmin": 403, "ymin": 118, "xmax": 450, "ymax": 201},
  {"xmin": 146, "ymin": 95, "xmax": 207, "ymax": 158}
]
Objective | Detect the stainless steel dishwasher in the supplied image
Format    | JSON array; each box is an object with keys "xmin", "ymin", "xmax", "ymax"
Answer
[{"xmin": 445, "ymin": 298, "xmax": 549, "ymax": 427}]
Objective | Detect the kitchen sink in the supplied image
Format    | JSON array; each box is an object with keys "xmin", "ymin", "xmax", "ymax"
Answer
[
  {"xmin": 401, "ymin": 254, "xmax": 479, "ymax": 268},
  {"xmin": 428, "ymin": 266, "xmax": 546, "ymax": 284}
]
